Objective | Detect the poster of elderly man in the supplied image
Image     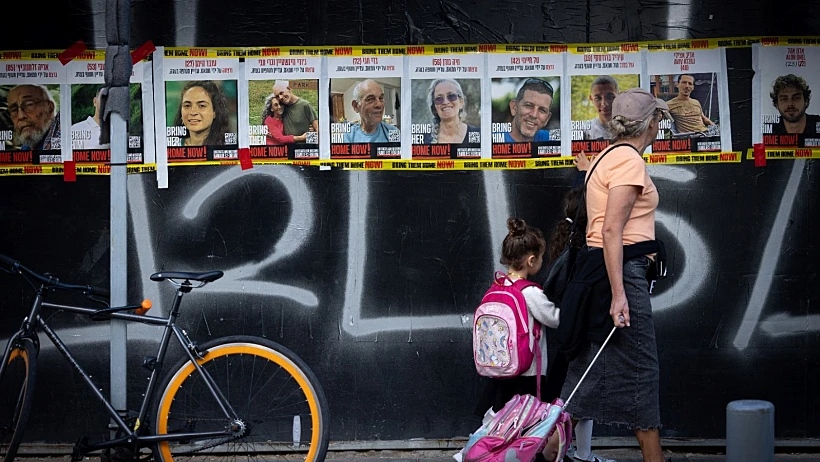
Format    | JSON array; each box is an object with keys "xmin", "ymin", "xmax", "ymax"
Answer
[
  {"xmin": 0, "ymin": 83, "xmax": 62, "ymax": 164},
  {"xmin": 1, "ymin": 51, "xmax": 66, "ymax": 165}
]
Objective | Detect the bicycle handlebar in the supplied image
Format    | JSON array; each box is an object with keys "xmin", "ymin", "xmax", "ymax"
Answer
[{"xmin": 0, "ymin": 253, "xmax": 110, "ymax": 298}]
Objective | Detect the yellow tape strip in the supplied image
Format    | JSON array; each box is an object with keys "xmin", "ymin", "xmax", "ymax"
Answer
[{"xmin": 744, "ymin": 148, "xmax": 820, "ymax": 159}]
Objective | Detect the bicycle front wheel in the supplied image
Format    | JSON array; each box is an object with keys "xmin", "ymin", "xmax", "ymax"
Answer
[
  {"xmin": 0, "ymin": 337, "xmax": 37, "ymax": 462},
  {"xmin": 153, "ymin": 335, "xmax": 329, "ymax": 462}
]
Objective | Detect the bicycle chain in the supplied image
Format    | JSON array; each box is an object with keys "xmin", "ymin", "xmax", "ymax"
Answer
[
  {"xmin": 168, "ymin": 418, "xmax": 244, "ymax": 456},
  {"xmin": 176, "ymin": 435, "xmax": 239, "ymax": 456}
]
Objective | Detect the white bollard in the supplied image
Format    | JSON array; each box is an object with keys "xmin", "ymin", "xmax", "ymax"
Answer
[{"xmin": 726, "ymin": 400, "xmax": 774, "ymax": 462}]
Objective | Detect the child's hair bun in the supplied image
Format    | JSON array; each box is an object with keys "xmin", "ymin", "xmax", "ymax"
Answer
[{"xmin": 506, "ymin": 217, "xmax": 527, "ymax": 237}]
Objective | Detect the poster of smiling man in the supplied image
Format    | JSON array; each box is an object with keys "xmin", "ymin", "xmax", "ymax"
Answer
[{"xmin": 489, "ymin": 48, "xmax": 562, "ymax": 159}]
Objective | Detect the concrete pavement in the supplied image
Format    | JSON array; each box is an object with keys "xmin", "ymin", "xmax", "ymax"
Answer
[{"xmin": 13, "ymin": 448, "xmax": 820, "ymax": 462}]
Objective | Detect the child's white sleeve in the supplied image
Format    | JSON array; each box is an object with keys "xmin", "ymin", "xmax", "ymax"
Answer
[{"xmin": 522, "ymin": 286, "xmax": 560, "ymax": 328}]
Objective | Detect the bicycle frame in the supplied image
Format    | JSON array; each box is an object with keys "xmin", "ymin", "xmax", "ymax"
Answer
[{"xmin": 2, "ymin": 283, "xmax": 240, "ymax": 453}]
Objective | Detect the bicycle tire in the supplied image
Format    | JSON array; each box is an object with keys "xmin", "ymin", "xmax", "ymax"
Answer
[
  {"xmin": 0, "ymin": 337, "xmax": 37, "ymax": 462},
  {"xmin": 152, "ymin": 335, "xmax": 329, "ymax": 462}
]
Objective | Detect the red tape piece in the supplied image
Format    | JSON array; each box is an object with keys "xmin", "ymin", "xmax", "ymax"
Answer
[
  {"xmin": 753, "ymin": 143, "xmax": 766, "ymax": 167},
  {"xmin": 131, "ymin": 41, "xmax": 156, "ymax": 65},
  {"xmin": 58, "ymin": 41, "xmax": 88, "ymax": 66},
  {"xmin": 64, "ymin": 161, "xmax": 77, "ymax": 182},
  {"xmin": 238, "ymin": 148, "xmax": 253, "ymax": 170}
]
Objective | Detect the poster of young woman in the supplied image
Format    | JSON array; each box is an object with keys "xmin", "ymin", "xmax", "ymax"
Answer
[
  {"xmin": 489, "ymin": 47, "xmax": 563, "ymax": 158},
  {"xmin": 755, "ymin": 39, "xmax": 820, "ymax": 156},
  {"xmin": 568, "ymin": 43, "xmax": 642, "ymax": 155},
  {"xmin": 328, "ymin": 50, "xmax": 403, "ymax": 159},
  {"xmin": 245, "ymin": 48, "xmax": 321, "ymax": 161},
  {"xmin": 0, "ymin": 50, "xmax": 66, "ymax": 167},
  {"xmin": 410, "ymin": 48, "xmax": 483, "ymax": 160},
  {"xmin": 159, "ymin": 48, "xmax": 239, "ymax": 163},
  {"xmin": 66, "ymin": 49, "xmax": 148, "ymax": 164},
  {"xmin": 646, "ymin": 42, "xmax": 732, "ymax": 158}
]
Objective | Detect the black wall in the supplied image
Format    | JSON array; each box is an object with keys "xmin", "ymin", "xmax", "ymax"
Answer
[{"xmin": 1, "ymin": 0, "xmax": 819, "ymax": 444}]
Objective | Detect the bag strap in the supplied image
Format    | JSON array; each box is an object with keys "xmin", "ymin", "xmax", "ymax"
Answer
[
  {"xmin": 583, "ymin": 143, "xmax": 640, "ymax": 192},
  {"xmin": 510, "ymin": 277, "xmax": 543, "ymax": 400}
]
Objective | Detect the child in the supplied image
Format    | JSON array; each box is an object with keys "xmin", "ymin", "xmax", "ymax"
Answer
[{"xmin": 474, "ymin": 217, "xmax": 560, "ymax": 417}]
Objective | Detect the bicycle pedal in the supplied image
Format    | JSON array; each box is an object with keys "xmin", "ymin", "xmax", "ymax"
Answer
[{"xmin": 71, "ymin": 436, "xmax": 89, "ymax": 461}]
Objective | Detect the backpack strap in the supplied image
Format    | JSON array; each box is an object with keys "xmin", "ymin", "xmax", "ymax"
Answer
[
  {"xmin": 512, "ymin": 278, "xmax": 543, "ymax": 400},
  {"xmin": 511, "ymin": 278, "xmax": 540, "ymax": 291}
]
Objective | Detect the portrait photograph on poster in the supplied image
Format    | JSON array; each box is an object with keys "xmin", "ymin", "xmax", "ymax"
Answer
[
  {"xmin": 164, "ymin": 79, "xmax": 239, "ymax": 161},
  {"xmin": 570, "ymin": 74, "xmax": 640, "ymax": 153},
  {"xmin": 491, "ymin": 76, "xmax": 561, "ymax": 157},
  {"xmin": 329, "ymin": 77, "xmax": 401, "ymax": 158},
  {"xmin": 649, "ymin": 73, "xmax": 721, "ymax": 152},
  {"xmin": 0, "ymin": 84, "xmax": 61, "ymax": 157},
  {"xmin": 758, "ymin": 45, "xmax": 820, "ymax": 149},
  {"xmin": 248, "ymin": 79, "xmax": 319, "ymax": 160},
  {"xmin": 70, "ymin": 83, "xmax": 144, "ymax": 162},
  {"xmin": 410, "ymin": 77, "xmax": 481, "ymax": 159}
]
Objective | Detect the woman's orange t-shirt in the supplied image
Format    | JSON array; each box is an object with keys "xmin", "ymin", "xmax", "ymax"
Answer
[{"xmin": 585, "ymin": 145, "xmax": 658, "ymax": 248}]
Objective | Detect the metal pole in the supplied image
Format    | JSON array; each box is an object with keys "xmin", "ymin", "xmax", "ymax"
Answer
[
  {"xmin": 110, "ymin": 111, "xmax": 128, "ymax": 422},
  {"xmin": 102, "ymin": 0, "xmax": 132, "ymax": 433}
]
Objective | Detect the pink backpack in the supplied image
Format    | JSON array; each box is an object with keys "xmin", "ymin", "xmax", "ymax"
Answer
[
  {"xmin": 462, "ymin": 394, "xmax": 573, "ymax": 462},
  {"xmin": 473, "ymin": 272, "xmax": 541, "ymax": 380}
]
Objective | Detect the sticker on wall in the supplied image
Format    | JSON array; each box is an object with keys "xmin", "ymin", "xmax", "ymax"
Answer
[
  {"xmin": 66, "ymin": 49, "xmax": 148, "ymax": 165},
  {"xmin": 245, "ymin": 47, "xmax": 321, "ymax": 162},
  {"xmin": 0, "ymin": 50, "xmax": 66, "ymax": 168},
  {"xmin": 753, "ymin": 37, "xmax": 820, "ymax": 160},
  {"xmin": 328, "ymin": 48, "xmax": 403, "ymax": 159},
  {"xmin": 410, "ymin": 46, "xmax": 483, "ymax": 160},
  {"xmin": 160, "ymin": 47, "xmax": 239, "ymax": 164},
  {"xmin": 568, "ymin": 43, "xmax": 642, "ymax": 155},
  {"xmin": 488, "ymin": 45, "xmax": 564, "ymax": 158},
  {"xmin": 646, "ymin": 40, "xmax": 735, "ymax": 162}
]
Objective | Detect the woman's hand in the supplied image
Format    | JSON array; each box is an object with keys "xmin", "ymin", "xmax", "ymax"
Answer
[
  {"xmin": 574, "ymin": 151, "xmax": 591, "ymax": 172},
  {"xmin": 295, "ymin": 133, "xmax": 308, "ymax": 142},
  {"xmin": 610, "ymin": 292, "xmax": 630, "ymax": 328}
]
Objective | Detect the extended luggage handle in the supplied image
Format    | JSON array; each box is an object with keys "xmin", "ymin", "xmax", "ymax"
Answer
[{"xmin": 563, "ymin": 320, "xmax": 621, "ymax": 408}]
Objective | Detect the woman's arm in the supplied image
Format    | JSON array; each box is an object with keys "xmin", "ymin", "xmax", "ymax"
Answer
[
  {"xmin": 602, "ymin": 184, "xmax": 640, "ymax": 328},
  {"xmin": 264, "ymin": 117, "xmax": 295, "ymax": 144}
]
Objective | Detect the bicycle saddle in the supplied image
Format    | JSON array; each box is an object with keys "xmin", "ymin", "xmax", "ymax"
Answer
[{"xmin": 150, "ymin": 271, "xmax": 224, "ymax": 282}]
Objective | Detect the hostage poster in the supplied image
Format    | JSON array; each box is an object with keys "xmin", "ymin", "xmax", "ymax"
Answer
[
  {"xmin": 568, "ymin": 43, "xmax": 642, "ymax": 155},
  {"xmin": 410, "ymin": 47, "xmax": 483, "ymax": 160},
  {"xmin": 646, "ymin": 42, "xmax": 731, "ymax": 158},
  {"xmin": 160, "ymin": 47, "xmax": 239, "ymax": 164},
  {"xmin": 0, "ymin": 50, "xmax": 65, "ymax": 168},
  {"xmin": 67, "ymin": 49, "xmax": 148, "ymax": 165},
  {"xmin": 489, "ymin": 45, "xmax": 564, "ymax": 159},
  {"xmin": 756, "ymin": 39, "xmax": 820, "ymax": 155},
  {"xmin": 245, "ymin": 48, "xmax": 320, "ymax": 162},
  {"xmin": 329, "ymin": 49, "xmax": 403, "ymax": 159}
]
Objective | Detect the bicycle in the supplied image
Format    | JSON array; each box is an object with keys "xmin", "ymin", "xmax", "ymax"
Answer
[{"xmin": 0, "ymin": 254, "xmax": 329, "ymax": 462}]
